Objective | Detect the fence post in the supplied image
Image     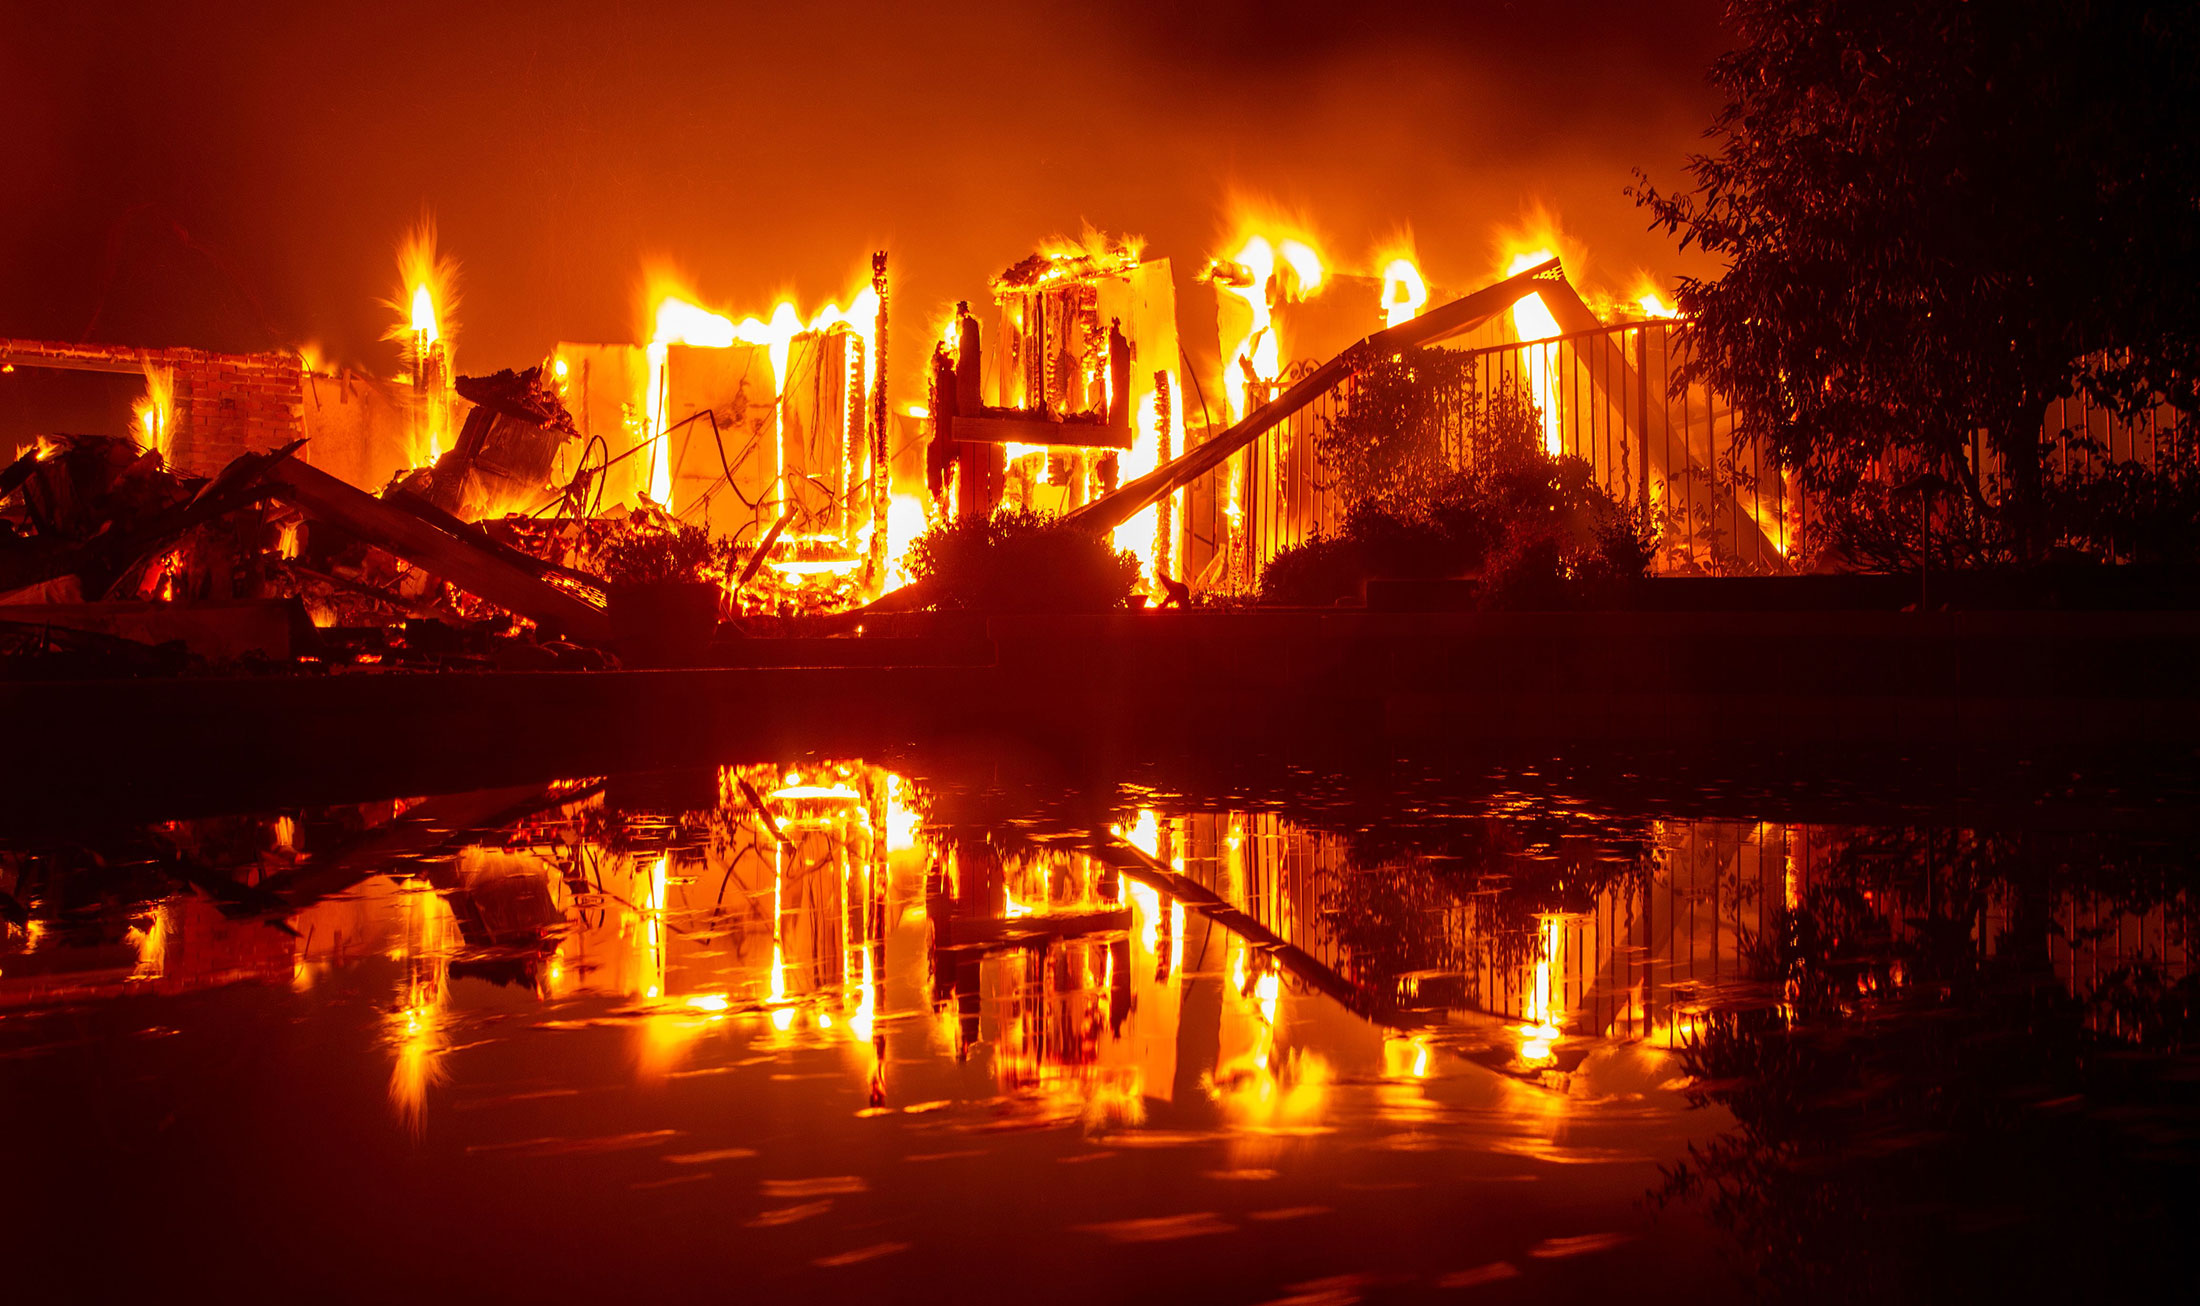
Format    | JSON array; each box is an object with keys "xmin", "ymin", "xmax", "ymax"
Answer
[{"xmin": 1636, "ymin": 326, "xmax": 1652, "ymax": 514}]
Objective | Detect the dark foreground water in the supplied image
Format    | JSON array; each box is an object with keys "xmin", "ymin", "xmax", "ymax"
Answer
[{"xmin": 3, "ymin": 747, "xmax": 2194, "ymax": 1304}]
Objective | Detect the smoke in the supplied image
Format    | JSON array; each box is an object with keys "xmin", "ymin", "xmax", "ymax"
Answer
[{"xmin": 0, "ymin": 0, "xmax": 1728, "ymax": 395}]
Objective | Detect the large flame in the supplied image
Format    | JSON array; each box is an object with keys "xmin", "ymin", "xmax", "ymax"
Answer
[
  {"xmin": 1210, "ymin": 217, "xmax": 1328, "ymax": 584},
  {"xmin": 1213, "ymin": 215, "xmax": 1328, "ymax": 424},
  {"xmin": 410, "ymin": 284, "xmax": 439, "ymax": 343},
  {"xmin": 881, "ymin": 492, "xmax": 929, "ymax": 590},
  {"xmin": 1275, "ymin": 239, "xmax": 1323, "ymax": 296},
  {"xmin": 1111, "ymin": 376, "xmax": 1179, "ymax": 587},
  {"xmin": 1379, "ymin": 258, "xmax": 1428, "ymax": 329},
  {"xmin": 390, "ymin": 222, "xmax": 457, "ymax": 352},
  {"xmin": 1504, "ymin": 250, "xmax": 1566, "ymax": 457},
  {"xmin": 642, "ymin": 272, "xmax": 883, "ymax": 524},
  {"xmin": 386, "ymin": 221, "xmax": 458, "ymax": 468},
  {"xmin": 1633, "ymin": 285, "xmax": 1679, "ymax": 319},
  {"xmin": 130, "ymin": 363, "xmax": 173, "ymax": 460}
]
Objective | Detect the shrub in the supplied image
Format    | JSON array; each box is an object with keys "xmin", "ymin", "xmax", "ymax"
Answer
[
  {"xmin": 1259, "ymin": 353, "xmax": 1656, "ymax": 607},
  {"xmin": 1802, "ymin": 440, "xmax": 2200, "ymax": 572},
  {"xmin": 1316, "ymin": 346, "xmax": 1546, "ymax": 506},
  {"xmin": 2049, "ymin": 456, "xmax": 2200, "ymax": 565},
  {"xmin": 908, "ymin": 506, "xmax": 1139, "ymax": 612},
  {"xmin": 594, "ymin": 520, "xmax": 721, "ymax": 587}
]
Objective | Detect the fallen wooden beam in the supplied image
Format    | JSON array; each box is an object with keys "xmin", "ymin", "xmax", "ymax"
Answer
[
  {"xmin": 1064, "ymin": 258, "xmax": 1564, "ymax": 536},
  {"xmin": 1526, "ymin": 277, "xmax": 1786, "ymax": 565},
  {"xmin": 838, "ymin": 261, "xmax": 1569, "ymax": 623},
  {"xmin": 264, "ymin": 458, "xmax": 614, "ymax": 644},
  {"xmin": 1079, "ymin": 830, "xmax": 1416, "ymax": 1028}
]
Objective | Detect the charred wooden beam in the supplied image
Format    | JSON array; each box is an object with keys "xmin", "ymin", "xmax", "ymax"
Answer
[
  {"xmin": 1064, "ymin": 258, "xmax": 1564, "ymax": 536},
  {"xmin": 950, "ymin": 303, "xmax": 1004, "ymax": 518},
  {"xmin": 264, "ymin": 458, "xmax": 613, "ymax": 643},
  {"xmin": 1106, "ymin": 319, "xmax": 1131, "ymax": 437},
  {"xmin": 1079, "ymin": 831, "xmax": 1421, "ymax": 1029},
  {"xmin": 949, "ymin": 411, "xmax": 1135, "ymax": 451}
]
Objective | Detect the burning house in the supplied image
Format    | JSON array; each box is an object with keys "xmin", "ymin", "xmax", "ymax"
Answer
[{"xmin": 2, "ymin": 196, "xmax": 2186, "ymax": 686}]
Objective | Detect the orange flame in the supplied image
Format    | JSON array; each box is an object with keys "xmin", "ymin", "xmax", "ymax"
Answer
[
  {"xmin": 1379, "ymin": 258, "xmax": 1428, "ymax": 329},
  {"xmin": 640, "ymin": 271, "xmax": 882, "ymax": 517},
  {"xmin": 130, "ymin": 363, "xmax": 173, "ymax": 460},
  {"xmin": 385, "ymin": 220, "xmax": 458, "ymax": 467},
  {"xmin": 1504, "ymin": 250, "xmax": 1566, "ymax": 457},
  {"xmin": 1633, "ymin": 286, "xmax": 1679, "ymax": 319},
  {"xmin": 1212, "ymin": 209, "xmax": 1328, "ymax": 423}
]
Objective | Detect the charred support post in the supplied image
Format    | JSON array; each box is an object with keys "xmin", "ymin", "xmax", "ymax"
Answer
[
  {"xmin": 1153, "ymin": 369, "xmax": 1173, "ymax": 581},
  {"xmin": 1097, "ymin": 320, "xmax": 1131, "ymax": 493},
  {"xmin": 869, "ymin": 252, "xmax": 890, "ymax": 579},
  {"xmin": 952, "ymin": 304, "xmax": 1002, "ymax": 520},
  {"xmin": 1106, "ymin": 321, "xmax": 1131, "ymax": 437},
  {"xmin": 928, "ymin": 344, "xmax": 958, "ymax": 502}
]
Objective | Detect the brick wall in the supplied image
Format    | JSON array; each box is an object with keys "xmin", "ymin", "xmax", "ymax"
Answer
[
  {"xmin": 0, "ymin": 338, "xmax": 305, "ymax": 476},
  {"xmin": 168, "ymin": 351, "xmax": 305, "ymax": 473}
]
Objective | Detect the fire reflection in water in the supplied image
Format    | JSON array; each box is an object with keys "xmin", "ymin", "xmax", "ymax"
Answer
[
  {"xmin": 387, "ymin": 880, "xmax": 453, "ymax": 1134},
  {"xmin": 9, "ymin": 763, "xmax": 2187, "ymax": 1156}
]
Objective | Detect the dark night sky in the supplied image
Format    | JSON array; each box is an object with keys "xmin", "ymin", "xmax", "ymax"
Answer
[{"xmin": 1, "ymin": 0, "xmax": 1731, "ymax": 382}]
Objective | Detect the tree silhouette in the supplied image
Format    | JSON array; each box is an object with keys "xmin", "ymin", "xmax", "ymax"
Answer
[{"xmin": 1637, "ymin": 0, "xmax": 2200, "ymax": 551}]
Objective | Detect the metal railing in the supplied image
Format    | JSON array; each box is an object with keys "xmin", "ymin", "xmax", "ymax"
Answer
[
  {"xmin": 1176, "ymin": 321, "xmax": 1805, "ymax": 587},
  {"xmin": 1173, "ymin": 321, "xmax": 2188, "ymax": 590}
]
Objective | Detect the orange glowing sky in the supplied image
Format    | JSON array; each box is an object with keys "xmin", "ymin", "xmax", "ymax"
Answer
[{"xmin": 0, "ymin": 0, "xmax": 1727, "ymax": 383}]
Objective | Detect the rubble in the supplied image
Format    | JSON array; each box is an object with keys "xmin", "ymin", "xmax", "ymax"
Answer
[
  {"xmin": 0, "ymin": 428, "xmax": 621, "ymax": 676},
  {"xmin": 264, "ymin": 458, "xmax": 613, "ymax": 643},
  {"xmin": 427, "ymin": 365, "xmax": 579, "ymax": 520}
]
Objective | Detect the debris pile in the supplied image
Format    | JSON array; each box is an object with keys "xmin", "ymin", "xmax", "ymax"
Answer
[{"xmin": 0, "ymin": 380, "xmax": 633, "ymax": 675}]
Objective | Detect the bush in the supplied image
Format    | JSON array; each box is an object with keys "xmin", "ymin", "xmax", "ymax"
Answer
[
  {"xmin": 908, "ymin": 506, "xmax": 1139, "ymax": 612},
  {"xmin": 1316, "ymin": 346, "xmax": 1545, "ymax": 506},
  {"xmin": 1259, "ymin": 354, "xmax": 1655, "ymax": 608},
  {"xmin": 593, "ymin": 520, "xmax": 721, "ymax": 587},
  {"xmin": 1803, "ymin": 441, "xmax": 2200, "ymax": 572},
  {"xmin": 2051, "ymin": 457, "xmax": 2200, "ymax": 565}
]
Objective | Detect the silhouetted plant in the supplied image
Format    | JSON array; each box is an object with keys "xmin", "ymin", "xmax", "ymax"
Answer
[
  {"xmin": 593, "ymin": 519, "xmax": 721, "ymax": 587},
  {"xmin": 1259, "ymin": 355, "xmax": 1654, "ymax": 606},
  {"xmin": 908, "ymin": 506, "xmax": 1139, "ymax": 612},
  {"xmin": 1659, "ymin": 823, "xmax": 2200, "ymax": 1303},
  {"xmin": 1635, "ymin": 0, "xmax": 2200, "ymax": 554}
]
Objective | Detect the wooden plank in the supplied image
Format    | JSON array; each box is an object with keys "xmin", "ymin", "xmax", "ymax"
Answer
[
  {"xmin": 0, "ymin": 346, "xmax": 147, "ymax": 376},
  {"xmin": 264, "ymin": 458, "xmax": 613, "ymax": 643},
  {"xmin": 952, "ymin": 412, "xmax": 1134, "ymax": 451}
]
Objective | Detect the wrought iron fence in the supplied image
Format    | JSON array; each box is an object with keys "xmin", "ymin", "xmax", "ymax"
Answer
[
  {"xmin": 1172, "ymin": 321, "xmax": 2189, "ymax": 591},
  {"xmin": 1176, "ymin": 320, "xmax": 1807, "ymax": 589}
]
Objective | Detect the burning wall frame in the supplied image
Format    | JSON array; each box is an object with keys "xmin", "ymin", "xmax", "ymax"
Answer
[{"xmin": 552, "ymin": 256, "xmax": 892, "ymax": 592}]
